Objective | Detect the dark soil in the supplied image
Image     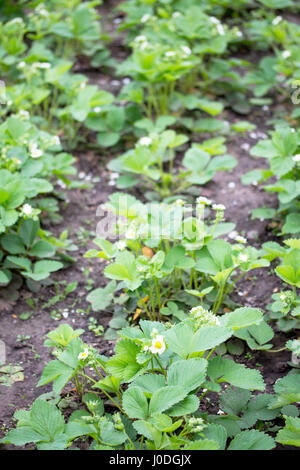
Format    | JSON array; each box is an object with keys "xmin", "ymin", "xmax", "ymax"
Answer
[{"xmin": 0, "ymin": 0, "xmax": 299, "ymax": 451}]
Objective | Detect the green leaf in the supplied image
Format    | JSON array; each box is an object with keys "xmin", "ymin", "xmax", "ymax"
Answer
[
  {"xmin": 164, "ymin": 322, "xmax": 194, "ymax": 359},
  {"xmin": 6, "ymin": 255, "xmax": 31, "ymax": 271},
  {"xmin": 282, "ymin": 214, "xmax": 300, "ymax": 235},
  {"xmin": 83, "ymin": 393, "xmax": 104, "ymax": 416},
  {"xmin": 167, "ymin": 395, "xmax": 199, "ymax": 417},
  {"xmin": 131, "ymin": 374, "xmax": 165, "ymax": 397},
  {"xmin": 182, "ymin": 148, "xmax": 210, "ymax": 173},
  {"xmin": 37, "ymin": 360, "xmax": 74, "ymax": 394},
  {"xmin": 183, "ymin": 439, "xmax": 219, "ymax": 450},
  {"xmin": 167, "ymin": 358, "xmax": 207, "ymax": 393},
  {"xmin": 234, "ymin": 321, "xmax": 274, "ymax": 350},
  {"xmin": 241, "ymin": 394, "xmax": 279, "ymax": 427},
  {"xmin": 270, "ymin": 374, "xmax": 300, "ymax": 408},
  {"xmin": 1, "ymin": 399, "xmax": 67, "ymax": 449},
  {"xmin": 19, "ymin": 219, "xmax": 39, "ymax": 248},
  {"xmin": 0, "ymin": 269, "xmax": 12, "ymax": 285},
  {"xmin": 28, "ymin": 241, "xmax": 56, "ymax": 258},
  {"xmin": 190, "ymin": 325, "xmax": 233, "ymax": 352},
  {"xmin": 45, "ymin": 324, "xmax": 84, "ymax": 348},
  {"xmin": 24, "ymin": 260, "xmax": 64, "ymax": 281},
  {"xmin": 227, "ymin": 430, "xmax": 275, "ymax": 450},
  {"xmin": 219, "ymin": 387, "xmax": 251, "ymax": 416},
  {"xmin": 1, "ymin": 234, "xmax": 25, "ymax": 254},
  {"xmin": 86, "ymin": 281, "xmax": 116, "ymax": 311},
  {"xmin": 252, "ymin": 207, "xmax": 276, "ymax": 220},
  {"xmin": 149, "ymin": 386, "xmax": 187, "ymax": 416},
  {"xmin": 104, "ymin": 251, "xmax": 142, "ymax": 291},
  {"xmin": 133, "ymin": 420, "xmax": 162, "ymax": 445},
  {"xmin": 276, "ymin": 416, "xmax": 300, "ymax": 447},
  {"xmin": 208, "ymin": 357, "xmax": 265, "ymax": 391},
  {"xmin": 220, "ymin": 307, "xmax": 263, "ymax": 330},
  {"xmin": 107, "ymin": 340, "xmax": 144, "ymax": 381},
  {"xmin": 203, "ymin": 424, "xmax": 227, "ymax": 450},
  {"xmin": 122, "ymin": 386, "xmax": 148, "ymax": 419}
]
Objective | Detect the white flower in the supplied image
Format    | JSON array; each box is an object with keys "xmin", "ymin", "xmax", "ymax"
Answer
[
  {"xmin": 165, "ymin": 50, "xmax": 176, "ymax": 57},
  {"xmin": 17, "ymin": 61, "xmax": 26, "ymax": 69},
  {"xmin": 272, "ymin": 16, "xmax": 282, "ymax": 25},
  {"xmin": 123, "ymin": 78, "xmax": 131, "ymax": 85},
  {"xmin": 51, "ymin": 136, "xmax": 60, "ymax": 146},
  {"xmin": 282, "ymin": 50, "xmax": 291, "ymax": 59},
  {"xmin": 228, "ymin": 181, "xmax": 235, "ymax": 189},
  {"xmin": 241, "ymin": 142, "xmax": 250, "ymax": 151},
  {"xmin": 143, "ymin": 345, "xmax": 149, "ymax": 351},
  {"xmin": 216, "ymin": 23, "xmax": 225, "ymax": 36},
  {"xmin": 141, "ymin": 14, "xmax": 151, "ymax": 23},
  {"xmin": 181, "ymin": 45, "xmax": 192, "ymax": 56},
  {"xmin": 57, "ymin": 180, "xmax": 66, "ymax": 189},
  {"xmin": 172, "ymin": 12, "xmax": 181, "ymax": 18},
  {"xmin": 19, "ymin": 110, "xmax": 30, "ymax": 120},
  {"xmin": 280, "ymin": 294, "xmax": 286, "ymax": 301},
  {"xmin": 175, "ymin": 199, "xmax": 185, "ymax": 206},
  {"xmin": 39, "ymin": 8, "xmax": 49, "ymax": 17},
  {"xmin": 229, "ymin": 230, "xmax": 238, "ymax": 239},
  {"xmin": 9, "ymin": 17, "xmax": 23, "ymax": 25},
  {"xmin": 293, "ymin": 154, "xmax": 300, "ymax": 162},
  {"xmin": 139, "ymin": 136, "xmax": 152, "ymax": 146},
  {"xmin": 140, "ymin": 41, "xmax": 150, "ymax": 51},
  {"xmin": 149, "ymin": 335, "xmax": 166, "ymax": 355},
  {"xmin": 35, "ymin": 5, "xmax": 49, "ymax": 17},
  {"xmin": 197, "ymin": 196, "xmax": 212, "ymax": 205},
  {"xmin": 239, "ymin": 253, "xmax": 248, "ymax": 263},
  {"xmin": 235, "ymin": 235, "xmax": 247, "ymax": 244},
  {"xmin": 236, "ymin": 30, "xmax": 243, "ymax": 37},
  {"xmin": 135, "ymin": 35, "xmax": 147, "ymax": 43},
  {"xmin": 80, "ymin": 82, "xmax": 86, "ymax": 89},
  {"xmin": 78, "ymin": 349, "xmax": 89, "ymax": 360},
  {"xmin": 62, "ymin": 309, "xmax": 69, "ymax": 319},
  {"xmin": 33, "ymin": 62, "xmax": 51, "ymax": 69},
  {"xmin": 29, "ymin": 142, "xmax": 43, "ymax": 158},
  {"xmin": 22, "ymin": 204, "xmax": 33, "ymax": 216},
  {"xmin": 125, "ymin": 229, "xmax": 136, "ymax": 240},
  {"xmin": 116, "ymin": 240, "xmax": 126, "ymax": 250},
  {"xmin": 93, "ymin": 106, "xmax": 102, "ymax": 113},
  {"xmin": 212, "ymin": 203, "xmax": 226, "ymax": 211},
  {"xmin": 210, "ymin": 16, "xmax": 220, "ymax": 24},
  {"xmin": 190, "ymin": 306, "xmax": 220, "ymax": 327}
]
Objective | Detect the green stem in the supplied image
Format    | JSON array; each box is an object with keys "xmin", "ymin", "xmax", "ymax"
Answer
[
  {"xmin": 155, "ymin": 279, "xmax": 161, "ymax": 311},
  {"xmin": 154, "ymin": 354, "xmax": 166, "ymax": 377},
  {"xmin": 79, "ymin": 372, "xmax": 123, "ymax": 412}
]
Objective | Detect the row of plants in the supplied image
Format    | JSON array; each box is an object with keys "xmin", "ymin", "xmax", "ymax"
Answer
[
  {"xmin": 0, "ymin": 0, "xmax": 114, "ymax": 298},
  {"xmin": 2, "ymin": 0, "xmax": 300, "ymax": 451}
]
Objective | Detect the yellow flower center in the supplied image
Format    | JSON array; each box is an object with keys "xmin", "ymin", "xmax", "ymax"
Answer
[{"xmin": 154, "ymin": 341, "xmax": 162, "ymax": 349}]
